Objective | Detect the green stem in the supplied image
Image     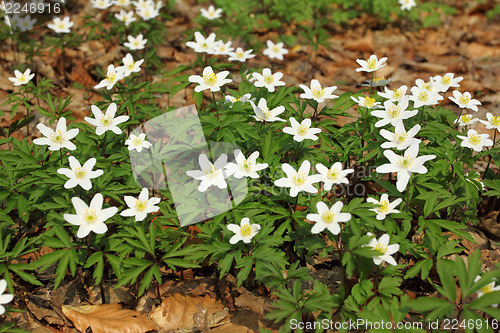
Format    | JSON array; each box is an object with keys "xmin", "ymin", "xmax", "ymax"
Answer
[
  {"xmin": 483, "ymin": 131, "xmax": 497, "ymax": 178},
  {"xmin": 59, "ymin": 149, "xmax": 64, "ymax": 165},
  {"xmin": 420, "ymin": 105, "xmax": 425, "ymax": 123},
  {"xmin": 370, "ymin": 71, "xmax": 374, "ymax": 96},
  {"xmin": 101, "ymin": 131, "xmax": 108, "ymax": 156}
]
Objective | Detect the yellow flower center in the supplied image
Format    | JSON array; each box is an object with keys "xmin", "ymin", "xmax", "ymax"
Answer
[
  {"xmin": 203, "ymin": 73, "xmax": 217, "ymax": 86},
  {"xmin": 204, "ymin": 165, "xmax": 220, "ymax": 179},
  {"xmin": 50, "ymin": 130, "xmax": 65, "ymax": 143},
  {"xmin": 264, "ymin": 74, "xmax": 274, "ymax": 84},
  {"xmin": 387, "ymin": 105, "xmax": 401, "ymax": 118},
  {"xmin": 74, "ymin": 167, "xmax": 87, "ymax": 179},
  {"xmin": 127, "ymin": 62, "xmax": 135, "ymax": 70},
  {"xmin": 491, "ymin": 116, "xmax": 500, "ymax": 126},
  {"xmin": 19, "ymin": 74, "xmax": 26, "ymax": 82},
  {"xmin": 106, "ymin": 72, "xmax": 117, "ymax": 82},
  {"xmin": 418, "ymin": 91, "xmax": 429, "ymax": 102},
  {"xmin": 441, "ymin": 75, "xmax": 451, "ymax": 85},
  {"xmin": 367, "ymin": 58, "xmax": 377, "ymax": 70},
  {"xmin": 460, "ymin": 115, "xmax": 472, "ymax": 124},
  {"xmin": 394, "ymin": 131, "xmax": 407, "ymax": 143},
  {"xmin": 321, "ymin": 211, "xmax": 335, "ymax": 224},
  {"xmin": 99, "ymin": 115, "xmax": 113, "ymax": 126},
  {"xmin": 240, "ymin": 160, "xmax": 252, "ymax": 171},
  {"xmin": 374, "ymin": 242, "xmax": 388, "ymax": 254},
  {"xmin": 459, "ymin": 95, "xmax": 470, "ymax": 105},
  {"xmin": 133, "ymin": 40, "xmax": 141, "ymax": 47},
  {"xmin": 292, "ymin": 173, "xmax": 306, "ymax": 186},
  {"xmin": 134, "ymin": 199, "xmax": 148, "ymax": 212},
  {"xmin": 378, "ymin": 200, "xmax": 390, "ymax": 213},
  {"xmin": 297, "ymin": 125, "xmax": 309, "ymax": 136},
  {"xmin": 397, "ymin": 156, "xmax": 414, "ymax": 168},
  {"xmin": 312, "ymin": 87, "xmax": 325, "ymax": 98},
  {"xmin": 423, "ymin": 82, "xmax": 433, "ymax": 91},
  {"xmin": 480, "ymin": 284, "xmax": 494, "ymax": 294},
  {"xmin": 83, "ymin": 209, "xmax": 99, "ymax": 224},
  {"xmin": 57, "ymin": 22, "xmax": 66, "ymax": 30},
  {"xmin": 364, "ymin": 97, "xmax": 376, "ymax": 108},
  {"xmin": 469, "ymin": 133, "xmax": 482, "ymax": 145},
  {"xmin": 394, "ymin": 89, "xmax": 404, "ymax": 99},
  {"xmin": 260, "ymin": 107, "xmax": 272, "ymax": 119},
  {"xmin": 240, "ymin": 224, "xmax": 252, "ymax": 237},
  {"xmin": 374, "ymin": 77, "xmax": 386, "ymax": 83},
  {"xmin": 272, "ymin": 46, "xmax": 281, "ymax": 54},
  {"xmin": 327, "ymin": 168, "xmax": 339, "ymax": 180},
  {"xmin": 236, "ymin": 50, "xmax": 244, "ymax": 58},
  {"xmin": 132, "ymin": 137, "xmax": 143, "ymax": 146}
]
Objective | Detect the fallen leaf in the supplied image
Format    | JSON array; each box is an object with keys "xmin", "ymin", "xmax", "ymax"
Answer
[{"xmin": 62, "ymin": 303, "xmax": 157, "ymax": 333}]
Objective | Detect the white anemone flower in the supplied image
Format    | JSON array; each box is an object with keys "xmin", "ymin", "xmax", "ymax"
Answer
[
  {"xmin": 186, "ymin": 153, "xmax": 229, "ymax": 192},
  {"xmin": 121, "ymin": 53, "xmax": 144, "ymax": 77},
  {"xmin": 283, "ymin": 117, "xmax": 321, "ymax": 142},
  {"xmin": 8, "ymin": 68, "xmax": 35, "ymax": 86},
  {"xmin": 315, "ymin": 162, "xmax": 354, "ymax": 191},
  {"xmin": 250, "ymin": 98, "xmax": 286, "ymax": 122},
  {"xmin": 136, "ymin": 5, "xmax": 160, "ymax": 20},
  {"xmin": 85, "ymin": 103, "xmax": 130, "ymax": 135},
  {"xmin": 186, "ymin": 32, "xmax": 216, "ymax": 54},
  {"xmin": 262, "ymin": 40, "xmax": 288, "ymax": 60},
  {"xmin": 307, "ymin": 201, "xmax": 351, "ymax": 235},
  {"xmin": 224, "ymin": 150, "xmax": 268, "ymax": 179},
  {"xmin": 355, "ymin": 54, "xmax": 387, "ymax": 72},
  {"xmin": 365, "ymin": 233, "xmax": 400, "ymax": 266},
  {"xmin": 227, "ymin": 217, "xmax": 260, "ymax": 244},
  {"xmin": 228, "ymin": 47, "xmax": 255, "ymax": 62},
  {"xmin": 274, "ymin": 160, "xmax": 319, "ymax": 197},
  {"xmin": 57, "ymin": 156, "xmax": 104, "ymax": 190},
  {"xmin": 47, "ymin": 16, "xmax": 73, "ymax": 33},
  {"xmin": 457, "ymin": 129, "xmax": 493, "ymax": 152},
  {"xmin": 200, "ymin": 5, "xmax": 222, "ymax": 20},
  {"xmin": 351, "ymin": 95, "xmax": 382, "ymax": 109},
  {"xmin": 120, "ymin": 188, "xmax": 161, "ymax": 221},
  {"xmin": 479, "ymin": 113, "xmax": 500, "ymax": 132},
  {"xmin": 0, "ymin": 279, "xmax": 14, "ymax": 315},
  {"xmin": 33, "ymin": 117, "xmax": 79, "ymax": 151},
  {"xmin": 225, "ymin": 94, "xmax": 252, "ymax": 107},
  {"xmin": 124, "ymin": 34, "xmax": 147, "ymax": 50},
  {"xmin": 251, "ymin": 68, "xmax": 285, "ymax": 92},
  {"xmin": 213, "ymin": 40, "xmax": 234, "ymax": 55},
  {"xmin": 125, "ymin": 133, "xmax": 152, "ymax": 152},
  {"xmin": 115, "ymin": 10, "xmax": 136, "ymax": 26},
  {"xmin": 367, "ymin": 194, "xmax": 402, "ymax": 220},
  {"xmin": 449, "ymin": 91, "xmax": 481, "ymax": 112},
  {"xmin": 409, "ymin": 86, "xmax": 443, "ymax": 108},
  {"xmin": 380, "ymin": 123, "xmax": 421, "ymax": 150},
  {"xmin": 94, "ymin": 64, "xmax": 125, "ymax": 90},
  {"xmin": 299, "ymin": 80, "xmax": 338, "ymax": 103},
  {"xmin": 399, "ymin": 0, "xmax": 417, "ymax": 11},
  {"xmin": 64, "ymin": 193, "xmax": 118, "ymax": 238},
  {"xmin": 376, "ymin": 144, "xmax": 436, "ymax": 192},
  {"xmin": 432, "ymin": 73, "xmax": 463, "ymax": 93},
  {"xmin": 371, "ymin": 97, "xmax": 418, "ymax": 127},
  {"xmin": 454, "ymin": 114, "xmax": 479, "ymax": 127},
  {"xmin": 474, "ymin": 275, "xmax": 500, "ymax": 307},
  {"xmin": 378, "ymin": 85, "xmax": 408, "ymax": 102},
  {"xmin": 91, "ymin": 0, "xmax": 113, "ymax": 9},
  {"xmin": 188, "ymin": 66, "xmax": 232, "ymax": 92}
]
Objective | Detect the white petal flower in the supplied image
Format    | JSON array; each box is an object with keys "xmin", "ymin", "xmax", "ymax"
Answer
[
  {"xmin": 251, "ymin": 68, "xmax": 285, "ymax": 92},
  {"xmin": 120, "ymin": 188, "xmax": 161, "ymax": 221},
  {"xmin": 91, "ymin": 0, "xmax": 113, "ymax": 9},
  {"xmin": 225, "ymin": 93, "xmax": 253, "ymax": 107},
  {"xmin": 200, "ymin": 5, "xmax": 222, "ymax": 20},
  {"xmin": 351, "ymin": 95, "xmax": 382, "ymax": 109},
  {"xmin": 365, "ymin": 233, "xmax": 400, "ymax": 266},
  {"xmin": 57, "ymin": 156, "xmax": 103, "ymax": 191},
  {"xmin": 479, "ymin": 113, "xmax": 500, "ymax": 132},
  {"xmin": 250, "ymin": 98, "xmax": 286, "ymax": 122},
  {"xmin": 224, "ymin": 150, "xmax": 268, "ymax": 179},
  {"xmin": 85, "ymin": 103, "xmax": 130, "ymax": 136},
  {"xmin": 227, "ymin": 217, "xmax": 260, "ymax": 244},
  {"xmin": 121, "ymin": 53, "xmax": 144, "ymax": 77},
  {"xmin": 308, "ymin": 201, "xmax": 351, "ymax": 235},
  {"xmin": 454, "ymin": 114, "xmax": 479, "ymax": 127},
  {"xmin": 64, "ymin": 193, "xmax": 118, "ymax": 238},
  {"xmin": 8, "ymin": 68, "xmax": 35, "ymax": 86},
  {"xmin": 124, "ymin": 34, "xmax": 147, "ymax": 50},
  {"xmin": 376, "ymin": 144, "xmax": 436, "ymax": 192},
  {"xmin": 367, "ymin": 194, "xmax": 402, "ymax": 220},
  {"xmin": 33, "ymin": 117, "xmax": 79, "ymax": 151},
  {"xmin": 449, "ymin": 91, "xmax": 481, "ymax": 112},
  {"xmin": 371, "ymin": 97, "xmax": 418, "ymax": 127},
  {"xmin": 457, "ymin": 129, "xmax": 493, "ymax": 152},
  {"xmin": 378, "ymin": 85, "xmax": 408, "ymax": 102},
  {"xmin": 355, "ymin": 54, "xmax": 387, "ymax": 72},
  {"xmin": 380, "ymin": 123, "xmax": 421, "ymax": 150},
  {"xmin": 409, "ymin": 86, "xmax": 443, "ymax": 108},
  {"xmin": 186, "ymin": 32, "xmax": 216, "ymax": 54},
  {"xmin": 474, "ymin": 275, "xmax": 500, "ymax": 306},
  {"xmin": 115, "ymin": 10, "xmax": 136, "ymax": 26},
  {"xmin": 0, "ymin": 279, "xmax": 14, "ymax": 315},
  {"xmin": 315, "ymin": 162, "xmax": 354, "ymax": 191},
  {"xmin": 136, "ymin": 5, "xmax": 160, "ymax": 20},
  {"xmin": 262, "ymin": 40, "xmax": 288, "ymax": 60},
  {"xmin": 274, "ymin": 160, "xmax": 319, "ymax": 197},
  {"xmin": 432, "ymin": 73, "xmax": 463, "ymax": 93},
  {"xmin": 213, "ymin": 40, "xmax": 234, "ymax": 55},
  {"xmin": 299, "ymin": 80, "xmax": 338, "ymax": 103},
  {"xmin": 125, "ymin": 133, "xmax": 152, "ymax": 152},
  {"xmin": 283, "ymin": 117, "xmax": 321, "ymax": 142},
  {"xmin": 94, "ymin": 64, "xmax": 125, "ymax": 90},
  {"xmin": 186, "ymin": 154, "xmax": 229, "ymax": 192},
  {"xmin": 188, "ymin": 66, "xmax": 232, "ymax": 92},
  {"xmin": 47, "ymin": 16, "xmax": 73, "ymax": 33},
  {"xmin": 399, "ymin": 0, "xmax": 417, "ymax": 10},
  {"xmin": 227, "ymin": 47, "xmax": 255, "ymax": 62}
]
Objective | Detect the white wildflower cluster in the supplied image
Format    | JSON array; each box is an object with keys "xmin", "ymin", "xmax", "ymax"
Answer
[
  {"xmin": 90, "ymin": 0, "xmax": 162, "ymax": 24},
  {"xmin": 94, "ymin": 54, "xmax": 144, "ymax": 90}
]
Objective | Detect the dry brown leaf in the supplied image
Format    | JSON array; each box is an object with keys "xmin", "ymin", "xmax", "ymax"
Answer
[
  {"xmin": 62, "ymin": 303, "xmax": 157, "ymax": 333},
  {"xmin": 70, "ymin": 60, "xmax": 97, "ymax": 87},
  {"xmin": 149, "ymin": 293, "xmax": 228, "ymax": 331}
]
